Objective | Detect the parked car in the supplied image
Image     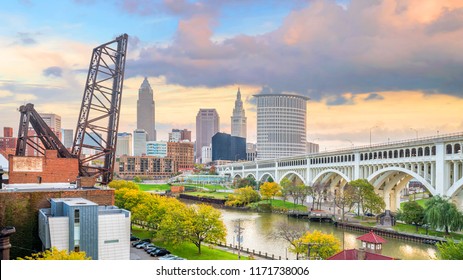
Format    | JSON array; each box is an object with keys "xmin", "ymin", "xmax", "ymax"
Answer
[
  {"xmin": 144, "ymin": 244, "xmax": 156, "ymax": 251},
  {"xmin": 159, "ymin": 254, "xmax": 178, "ymax": 260},
  {"xmin": 147, "ymin": 246, "xmax": 163, "ymax": 254},
  {"xmin": 130, "ymin": 235, "xmax": 139, "ymax": 241},
  {"xmin": 151, "ymin": 249, "xmax": 171, "ymax": 257},
  {"xmin": 364, "ymin": 212, "xmax": 375, "ymax": 217},
  {"xmin": 132, "ymin": 240, "xmax": 145, "ymax": 247},
  {"xmin": 136, "ymin": 242, "xmax": 150, "ymax": 249}
]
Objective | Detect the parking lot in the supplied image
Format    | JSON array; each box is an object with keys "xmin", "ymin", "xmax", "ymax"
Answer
[{"xmin": 130, "ymin": 243, "xmax": 159, "ymax": 260}]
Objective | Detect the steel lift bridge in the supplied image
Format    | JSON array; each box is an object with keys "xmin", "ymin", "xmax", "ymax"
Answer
[{"xmin": 15, "ymin": 34, "xmax": 129, "ymax": 185}]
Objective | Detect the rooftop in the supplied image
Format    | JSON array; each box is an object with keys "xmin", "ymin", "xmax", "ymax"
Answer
[
  {"xmin": 51, "ymin": 197, "xmax": 97, "ymax": 206},
  {"xmin": 327, "ymin": 249, "xmax": 394, "ymax": 260},
  {"xmin": 357, "ymin": 231, "xmax": 387, "ymax": 244},
  {"xmin": 253, "ymin": 92, "xmax": 310, "ymax": 101}
]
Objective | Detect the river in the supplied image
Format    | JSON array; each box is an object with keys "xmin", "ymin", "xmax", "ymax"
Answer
[{"xmin": 218, "ymin": 208, "xmax": 437, "ymax": 260}]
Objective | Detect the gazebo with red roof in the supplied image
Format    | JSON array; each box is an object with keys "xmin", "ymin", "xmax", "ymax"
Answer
[{"xmin": 357, "ymin": 231, "xmax": 387, "ymax": 254}]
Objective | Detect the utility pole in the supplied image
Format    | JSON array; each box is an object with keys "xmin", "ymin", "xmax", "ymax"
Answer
[{"xmin": 234, "ymin": 219, "xmax": 244, "ymax": 260}]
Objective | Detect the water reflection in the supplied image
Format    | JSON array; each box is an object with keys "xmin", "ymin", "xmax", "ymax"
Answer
[{"xmin": 219, "ymin": 208, "xmax": 436, "ymax": 260}]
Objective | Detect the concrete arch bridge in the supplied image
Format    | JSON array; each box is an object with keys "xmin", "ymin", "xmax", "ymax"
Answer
[{"xmin": 217, "ymin": 132, "xmax": 463, "ymax": 211}]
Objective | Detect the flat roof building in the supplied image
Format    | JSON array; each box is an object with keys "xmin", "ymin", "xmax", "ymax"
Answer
[{"xmin": 38, "ymin": 197, "xmax": 130, "ymax": 260}]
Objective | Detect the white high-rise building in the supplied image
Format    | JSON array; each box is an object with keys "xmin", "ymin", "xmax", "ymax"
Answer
[
  {"xmin": 116, "ymin": 132, "xmax": 133, "ymax": 156},
  {"xmin": 137, "ymin": 77, "xmax": 156, "ymax": 141},
  {"xmin": 61, "ymin": 128, "xmax": 74, "ymax": 149},
  {"xmin": 255, "ymin": 93, "xmax": 309, "ymax": 159},
  {"xmin": 231, "ymin": 88, "xmax": 247, "ymax": 139},
  {"xmin": 133, "ymin": 129, "xmax": 148, "ymax": 156}
]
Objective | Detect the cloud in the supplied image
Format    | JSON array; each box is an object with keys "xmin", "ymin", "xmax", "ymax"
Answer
[
  {"xmin": 364, "ymin": 93, "xmax": 384, "ymax": 101},
  {"xmin": 43, "ymin": 66, "xmax": 63, "ymax": 77},
  {"xmin": 124, "ymin": 0, "xmax": 463, "ymax": 101},
  {"xmin": 16, "ymin": 32, "xmax": 37, "ymax": 45},
  {"xmin": 326, "ymin": 95, "xmax": 355, "ymax": 106}
]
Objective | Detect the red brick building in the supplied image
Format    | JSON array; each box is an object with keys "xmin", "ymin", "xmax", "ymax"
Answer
[
  {"xmin": 167, "ymin": 141, "xmax": 194, "ymax": 171},
  {"xmin": 8, "ymin": 150, "xmax": 79, "ymax": 184}
]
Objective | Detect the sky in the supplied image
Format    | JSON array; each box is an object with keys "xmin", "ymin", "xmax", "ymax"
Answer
[{"xmin": 1, "ymin": 0, "xmax": 463, "ymax": 151}]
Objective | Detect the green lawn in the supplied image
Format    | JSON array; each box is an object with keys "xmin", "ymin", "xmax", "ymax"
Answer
[
  {"xmin": 131, "ymin": 226, "xmax": 247, "ymax": 260},
  {"xmin": 137, "ymin": 184, "xmax": 171, "ymax": 191},
  {"xmin": 184, "ymin": 184, "xmax": 228, "ymax": 191},
  {"xmin": 400, "ymin": 198, "xmax": 430, "ymax": 209},
  {"xmin": 186, "ymin": 191, "xmax": 229, "ymax": 199},
  {"xmin": 393, "ymin": 223, "xmax": 463, "ymax": 240},
  {"xmin": 251, "ymin": 199, "xmax": 308, "ymax": 211}
]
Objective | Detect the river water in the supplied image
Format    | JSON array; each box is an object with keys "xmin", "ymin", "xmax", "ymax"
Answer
[{"xmin": 218, "ymin": 208, "xmax": 437, "ymax": 260}]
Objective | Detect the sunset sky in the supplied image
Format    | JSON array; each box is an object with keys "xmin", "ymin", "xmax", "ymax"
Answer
[{"xmin": 1, "ymin": 0, "xmax": 462, "ymax": 151}]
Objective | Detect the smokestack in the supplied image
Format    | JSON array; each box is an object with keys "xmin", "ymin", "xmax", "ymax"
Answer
[
  {"xmin": 0, "ymin": 226, "xmax": 16, "ymax": 260},
  {"xmin": 357, "ymin": 247, "xmax": 366, "ymax": 260}
]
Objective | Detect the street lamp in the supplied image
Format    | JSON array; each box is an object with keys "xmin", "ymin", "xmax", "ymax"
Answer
[
  {"xmin": 344, "ymin": 139, "xmax": 354, "ymax": 148},
  {"xmin": 410, "ymin": 128, "xmax": 418, "ymax": 139},
  {"xmin": 369, "ymin": 126, "xmax": 379, "ymax": 147}
]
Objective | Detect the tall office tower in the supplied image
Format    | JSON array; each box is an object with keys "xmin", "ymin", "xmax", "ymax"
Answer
[
  {"xmin": 133, "ymin": 129, "xmax": 148, "ymax": 156},
  {"xmin": 61, "ymin": 129, "xmax": 74, "ymax": 149},
  {"xmin": 137, "ymin": 77, "xmax": 156, "ymax": 141},
  {"xmin": 255, "ymin": 93, "xmax": 309, "ymax": 159},
  {"xmin": 116, "ymin": 132, "xmax": 133, "ymax": 157},
  {"xmin": 195, "ymin": 109, "xmax": 219, "ymax": 162},
  {"xmin": 168, "ymin": 129, "xmax": 192, "ymax": 142},
  {"xmin": 40, "ymin": 113, "xmax": 62, "ymax": 139},
  {"xmin": 231, "ymin": 88, "xmax": 247, "ymax": 139},
  {"xmin": 3, "ymin": 127, "xmax": 13, "ymax": 137}
]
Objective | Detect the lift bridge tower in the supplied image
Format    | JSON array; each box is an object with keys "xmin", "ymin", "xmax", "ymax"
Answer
[{"xmin": 72, "ymin": 34, "xmax": 128, "ymax": 185}]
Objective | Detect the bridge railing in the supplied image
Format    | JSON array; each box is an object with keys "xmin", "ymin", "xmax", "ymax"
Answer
[{"xmin": 218, "ymin": 131, "xmax": 463, "ymax": 169}]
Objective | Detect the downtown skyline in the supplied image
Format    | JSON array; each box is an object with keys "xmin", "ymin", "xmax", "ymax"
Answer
[{"xmin": 1, "ymin": 0, "xmax": 463, "ymax": 151}]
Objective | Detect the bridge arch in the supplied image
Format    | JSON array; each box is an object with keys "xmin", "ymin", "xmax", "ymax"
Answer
[
  {"xmin": 446, "ymin": 178, "xmax": 463, "ymax": 198},
  {"xmin": 367, "ymin": 167, "xmax": 436, "ymax": 196},
  {"xmin": 244, "ymin": 173, "xmax": 256, "ymax": 180},
  {"xmin": 367, "ymin": 166, "xmax": 436, "ymax": 212},
  {"xmin": 311, "ymin": 169, "xmax": 350, "ymax": 186},
  {"xmin": 279, "ymin": 171, "xmax": 306, "ymax": 185},
  {"xmin": 259, "ymin": 172, "xmax": 275, "ymax": 182},
  {"xmin": 233, "ymin": 174, "xmax": 242, "ymax": 180}
]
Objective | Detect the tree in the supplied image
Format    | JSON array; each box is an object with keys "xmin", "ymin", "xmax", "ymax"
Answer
[
  {"xmin": 333, "ymin": 184, "xmax": 357, "ymax": 222},
  {"xmin": 133, "ymin": 176, "xmax": 142, "ymax": 183},
  {"xmin": 436, "ymin": 239, "xmax": 463, "ymax": 260},
  {"xmin": 267, "ymin": 177, "xmax": 274, "ymax": 183},
  {"xmin": 424, "ymin": 195, "xmax": 463, "ymax": 235},
  {"xmin": 297, "ymin": 230, "xmax": 342, "ymax": 260},
  {"xmin": 183, "ymin": 204, "xmax": 227, "ymax": 254},
  {"xmin": 19, "ymin": 247, "xmax": 91, "ymax": 260},
  {"xmin": 259, "ymin": 182, "xmax": 281, "ymax": 204},
  {"xmin": 234, "ymin": 177, "xmax": 257, "ymax": 188},
  {"xmin": 398, "ymin": 201, "xmax": 425, "ymax": 232},
  {"xmin": 310, "ymin": 182, "xmax": 329, "ymax": 210},
  {"xmin": 225, "ymin": 186, "xmax": 260, "ymax": 206},
  {"xmin": 108, "ymin": 180, "xmax": 140, "ymax": 190},
  {"xmin": 279, "ymin": 178, "xmax": 293, "ymax": 204},
  {"xmin": 349, "ymin": 179, "xmax": 385, "ymax": 215},
  {"xmin": 270, "ymin": 222, "xmax": 308, "ymax": 260}
]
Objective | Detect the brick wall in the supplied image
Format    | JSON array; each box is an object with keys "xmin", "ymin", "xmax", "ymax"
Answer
[{"xmin": 8, "ymin": 150, "xmax": 79, "ymax": 184}]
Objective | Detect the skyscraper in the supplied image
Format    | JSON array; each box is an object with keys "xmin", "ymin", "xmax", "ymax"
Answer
[
  {"xmin": 255, "ymin": 93, "xmax": 309, "ymax": 159},
  {"xmin": 61, "ymin": 129, "xmax": 74, "ymax": 149},
  {"xmin": 195, "ymin": 109, "xmax": 219, "ymax": 162},
  {"xmin": 137, "ymin": 77, "xmax": 156, "ymax": 141},
  {"xmin": 231, "ymin": 88, "xmax": 247, "ymax": 139},
  {"xmin": 116, "ymin": 132, "xmax": 133, "ymax": 157},
  {"xmin": 133, "ymin": 129, "xmax": 148, "ymax": 156}
]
